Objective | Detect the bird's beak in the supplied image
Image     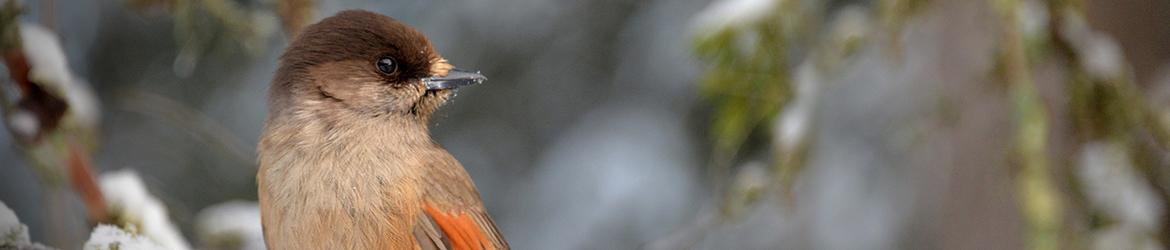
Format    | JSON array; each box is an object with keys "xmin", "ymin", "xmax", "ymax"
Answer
[{"xmin": 422, "ymin": 69, "xmax": 486, "ymax": 90}]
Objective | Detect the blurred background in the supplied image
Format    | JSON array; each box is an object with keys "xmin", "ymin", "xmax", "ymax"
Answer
[{"xmin": 0, "ymin": 0, "xmax": 1169, "ymax": 249}]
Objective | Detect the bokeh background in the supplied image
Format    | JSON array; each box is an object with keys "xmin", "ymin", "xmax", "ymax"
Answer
[{"xmin": 1, "ymin": 0, "xmax": 1169, "ymax": 249}]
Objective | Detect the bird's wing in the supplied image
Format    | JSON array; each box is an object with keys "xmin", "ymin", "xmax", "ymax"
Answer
[{"xmin": 413, "ymin": 204, "xmax": 509, "ymax": 250}]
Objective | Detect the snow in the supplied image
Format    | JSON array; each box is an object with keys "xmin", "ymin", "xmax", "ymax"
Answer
[
  {"xmin": 99, "ymin": 169, "xmax": 191, "ymax": 250},
  {"xmin": 83, "ymin": 224, "xmax": 169, "ymax": 250},
  {"xmin": 1078, "ymin": 33, "xmax": 1126, "ymax": 81},
  {"xmin": 0, "ymin": 200, "xmax": 31, "ymax": 246},
  {"xmin": 1092, "ymin": 225, "xmax": 1162, "ymax": 250},
  {"xmin": 1053, "ymin": 12, "xmax": 1127, "ymax": 81},
  {"xmin": 5, "ymin": 109, "xmax": 38, "ymax": 142},
  {"xmin": 195, "ymin": 200, "xmax": 265, "ymax": 250},
  {"xmin": 777, "ymin": 60, "xmax": 820, "ymax": 151},
  {"xmin": 1078, "ymin": 142, "xmax": 1163, "ymax": 229},
  {"xmin": 19, "ymin": 23, "xmax": 101, "ymax": 129},
  {"xmin": 1019, "ymin": 0, "xmax": 1049, "ymax": 39},
  {"xmin": 1, "ymin": 200, "xmax": 56, "ymax": 250},
  {"xmin": 690, "ymin": 0, "xmax": 779, "ymax": 34}
]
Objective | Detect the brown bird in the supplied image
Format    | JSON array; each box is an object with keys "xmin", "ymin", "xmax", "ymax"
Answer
[{"xmin": 257, "ymin": 10, "xmax": 507, "ymax": 250}]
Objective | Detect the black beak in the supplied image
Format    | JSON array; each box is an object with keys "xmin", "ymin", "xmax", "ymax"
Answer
[{"xmin": 423, "ymin": 69, "xmax": 486, "ymax": 90}]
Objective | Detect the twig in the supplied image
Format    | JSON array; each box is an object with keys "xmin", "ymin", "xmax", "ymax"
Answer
[
  {"xmin": 1047, "ymin": 0, "xmax": 1170, "ymax": 246},
  {"xmin": 994, "ymin": 0, "xmax": 1064, "ymax": 249},
  {"xmin": 67, "ymin": 138, "xmax": 108, "ymax": 225}
]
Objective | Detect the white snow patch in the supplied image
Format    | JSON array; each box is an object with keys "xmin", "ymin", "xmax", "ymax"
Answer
[
  {"xmin": 195, "ymin": 200, "xmax": 265, "ymax": 250},
  {"xmin": 83, "ymin": 224, "xmax": 170, "ymax": 250},
  {"xmin": 1054, "ymin": 13, "xmax": 1127, "ymax": 81},
  {"xmin": 1019, "ymin": 0, "xmax": 1049, "ymax": 39},
  {"xmin": 1078, "ymin": 33, "xmax": 1126, "ymax": 80},
  {"xmin": 691, "ymin": 0, "xmax": 780, "ymax": 35},
  {"xmin": 1092, "ymin": 225, "xmax": 1163, "ymax": 250},
  {"xmin": 830, "ymin": 5, "xmax": 869, "ymax": 44},
  {"xmin": 1079, "ymin": 142, "xmax": 1164, "ymax": 230},
  {"xmin": 6, "ymin": 109, "xmax": 39, "ymax": 141},
  {"xmin": 99, "ymin": 169, "xmax": 191, "ymax": 250},
  {"xmin": 776, "ymin": 60, "xmax": 820, "ymax": 151},
  {"xmin": 19, "ymin": 23, "xmax": 101, "ymax": 128},
  {"xmin": 0, "ymin": 200, "xmax": 30, "ymax": 245}
]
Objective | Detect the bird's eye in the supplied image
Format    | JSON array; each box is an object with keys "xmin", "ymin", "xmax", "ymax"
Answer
[{"xmin": 376, "ymin": 57, "xmax": 397, "ymax": 75}]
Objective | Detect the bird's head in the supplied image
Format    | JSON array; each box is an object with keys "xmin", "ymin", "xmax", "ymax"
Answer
[{"xmin": 269, "ymin": 10, "xmax": 483, "ymax": 125}]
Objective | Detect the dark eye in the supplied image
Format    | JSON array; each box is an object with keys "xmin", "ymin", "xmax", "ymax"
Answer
[{"xmin": 376, "ymin": 57, "xmax": 397, "ymax": 75}]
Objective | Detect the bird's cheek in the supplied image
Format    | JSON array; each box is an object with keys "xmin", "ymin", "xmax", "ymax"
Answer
[{"xmin": 383, "ymin": 90, "xmax": 416, "ymax": 112}]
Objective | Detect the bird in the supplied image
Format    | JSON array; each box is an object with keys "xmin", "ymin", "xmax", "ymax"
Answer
[{"xmin": 256, "ymin": 10, "xmax": 507, "ymax": 250}]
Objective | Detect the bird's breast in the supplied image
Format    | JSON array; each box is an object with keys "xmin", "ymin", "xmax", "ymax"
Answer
[{"xmin": 258, "ymin": 126, "xmax": 429, "ymax": 249}]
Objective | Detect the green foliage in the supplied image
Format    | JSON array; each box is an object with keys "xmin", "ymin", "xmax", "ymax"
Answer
[
  {"xmin": 994, "ymin": 1, "xmax": 1065, "ymax": 249},
  {"xmin": 1, "ymin": 226, "xmax": 27, "ymax": 246},
  {"xmin": 693, "ymin": 11, "xmax": 791, "ymax": 160},
  {"xmin": 1011, "ymin": 79, "xmax": 1062, "ymax": 250}
]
